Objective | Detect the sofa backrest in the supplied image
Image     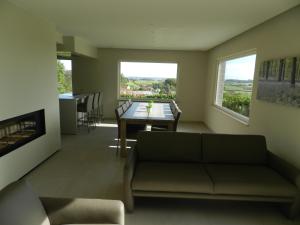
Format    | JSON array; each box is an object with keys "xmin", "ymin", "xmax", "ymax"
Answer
[
  {"xmin": 202, "ymin": 133, "xmax": 267, "ymax": 164},
  {"xmin": 0, "ymin": 180, "xmax": 50, "ymax": 225},
  {"xmin": 136, "ymin": 131, "xmax": 202, "ymax": 162}
]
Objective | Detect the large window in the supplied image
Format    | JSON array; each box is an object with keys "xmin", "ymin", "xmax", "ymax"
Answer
[
  {"xmin": 57, "ymin": 59, "xmax": 72, "ymax": 94},
  {"xmin": 215, "ymin": 53, "xmax": 256, "ymax": 121},
  {"xmin": 119, "ymin": 61, "xmax": 178, "ymax": 100}
]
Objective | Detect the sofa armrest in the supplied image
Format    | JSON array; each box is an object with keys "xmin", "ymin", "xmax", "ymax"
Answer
[
  {"xmin": 268, "ymin": 152, "xmax": 300, "ymax": 189},
  {"xmin": 40, "ymin": 197, "xmax": 124, "ymax": 225},
  {"xmin": 123, "ymin": 149, "xmax": 137, "ymax": 211}
]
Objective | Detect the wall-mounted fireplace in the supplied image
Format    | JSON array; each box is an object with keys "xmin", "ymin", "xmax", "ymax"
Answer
[{"xmin": 0, "ymin": 109, "xmax": 46, "ymax": 157}]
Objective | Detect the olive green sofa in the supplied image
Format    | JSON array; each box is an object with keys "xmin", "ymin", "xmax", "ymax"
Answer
[
  {"xmin": 124, "ymin": 131, "xmax": 300, "ymax": 219},
  {"xmin": 0, "ymin": 180, "xmax": 125, "ymax": 225}
]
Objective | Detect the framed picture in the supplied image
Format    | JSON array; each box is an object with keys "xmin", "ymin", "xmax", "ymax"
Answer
[{"xmin": 257, "ymin": 56, "xmax": 300, "ymax": 107}]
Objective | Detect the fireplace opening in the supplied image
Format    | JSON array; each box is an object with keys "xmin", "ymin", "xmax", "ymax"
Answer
[{"xmin": 0, "ymin": 109, "xmax": 45, "ymax": 157}]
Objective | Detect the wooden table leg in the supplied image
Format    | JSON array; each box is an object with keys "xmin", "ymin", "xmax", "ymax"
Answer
[{"xmin": 120, "ymin": 119, "xmax": 127, "ymax": 157}]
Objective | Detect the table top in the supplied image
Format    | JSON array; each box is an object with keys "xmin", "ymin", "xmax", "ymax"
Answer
[{"xmin": 121, "ymin": 102, "xmax": 174, "ymax": 121}]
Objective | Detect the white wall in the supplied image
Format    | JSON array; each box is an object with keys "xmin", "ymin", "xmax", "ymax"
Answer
[
  {"xmin": 72, "ymin": 55, "xmax": 99, "ymax": 95},
  {"xmin": 74, "ymin": 37, "xmax": 98, "ymax": 59},
  {"xmin": 0, "ymin": 1, "xmax": 61, "ymax": 189},
  {"xmin": 56, "ymin": 31, "xmax": 63, "ymax": 44},
  {"xmin": 73, "ymin": 48, "xmax": 207, "ymax": 121},
  {"xmin": 204, "ymin": 6, "xmax": 300, "ymax": 168},
  {"xmin": 60, "ymin": 36, "xmax": 98, "ymax": 59}
]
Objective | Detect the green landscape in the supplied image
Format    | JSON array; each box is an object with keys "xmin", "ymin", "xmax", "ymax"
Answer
[
  {"xmin": 56, "ymin": 62, "xmax": 251, "ymax": 116},
  {"xmin": 120, "ymin": 74, "xmax": 176, "ymax": 99},
  {"xmin": 120, "ymin": 74, "xmax": 252, "ymax": 116},
  {"xmin": 222, "ymin": 80, "xmax": 253, "ymax": 117},
  {"xmin": 57, "ymin": 60, "xmax": 72, "ymax": 94}
]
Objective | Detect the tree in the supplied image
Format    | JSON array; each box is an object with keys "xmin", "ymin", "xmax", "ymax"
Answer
[
  {"xmin": 163, "ymin": 78, "xmax": 176, "ymax": 94},
  {"xmin": 64, "ymin": 70, "xmax": 72, "ymax": 92},
  {"xmin": 222, "ymin": 92, "xmax": 250, "ymax": 116},
  {"xmin": 120, "ymin": 74, "xmax": 129, "ymax": 84},
  {"xmin": 57, "ymin": 61, "xmax": 66, "ymax": 93},
  {"xmin": 152, "ymin": 82, "xmax": 162, "ymax": 90},
  {"xmin": 164, "ymin": 78, "xmax": 176, "ymax": 87},
  {"xmin": 57, "ymin": 60, "xmax": 72, "ymax": 94}
]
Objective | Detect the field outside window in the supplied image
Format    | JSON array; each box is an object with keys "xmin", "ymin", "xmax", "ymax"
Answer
[
  {"xmin": 215, "ymin": 54, "xmax": 256, "ymax": 120},
  {"xmin": 119, "ymin": 61, "xmax": 178, "ymax": 100}
]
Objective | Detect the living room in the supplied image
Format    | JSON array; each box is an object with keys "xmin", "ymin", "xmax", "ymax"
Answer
[{"xmin": 0, "ymin": 0, "xmax": 300, "ymax": 224}]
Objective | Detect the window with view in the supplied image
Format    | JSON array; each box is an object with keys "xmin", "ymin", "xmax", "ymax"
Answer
[
  {"xmin": 215, "ymin": 53, "xmax": 256, "ymax": 120},
  {"xmin": 119, "ymin": 61, "xmax": 178, "ymax": 100},
  {"xmin": 57, "ymin": 59, "xmax": 72, "ymax": 94}
]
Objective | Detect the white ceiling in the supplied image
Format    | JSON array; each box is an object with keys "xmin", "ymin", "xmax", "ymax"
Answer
[{"xmin": 8, "ymin": 0, "xmax": 300, "ymax": 50}]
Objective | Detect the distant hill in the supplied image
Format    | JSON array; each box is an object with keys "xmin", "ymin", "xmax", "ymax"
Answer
[
  {"xmin": 127, "ymin": 77, "xmax": 166, "ymax": 81},
  {"xmin": 225, "ymin": 79, "xmax": 253, "ymax": 83}
]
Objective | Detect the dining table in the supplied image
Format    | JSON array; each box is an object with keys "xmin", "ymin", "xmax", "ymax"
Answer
[{"xmin": 120, "ymin": 101, "xmax": 175, "ymax": 157}]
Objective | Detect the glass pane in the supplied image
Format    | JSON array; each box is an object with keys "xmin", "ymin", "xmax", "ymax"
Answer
[
  {"xmin": 120, "ymin": 62, "xmax": 177, "ymax": 99},
  {"xmin": 57, "ymin": 59, "xmax": 72, "ymax": 94},
  {"xmin": 220, "ymin": 54, "xmax": 256, "ymax": 117}
]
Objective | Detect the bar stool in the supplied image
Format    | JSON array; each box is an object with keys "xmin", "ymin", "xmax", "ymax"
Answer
[
  {"xmin": 92, "ymin": 92, "xmax": 99, "ymax": 123},
  {"xmin": 98, "ymin": 91, "xmax": 103, "ymax": 122},
  {"xmin": 77, "ymin": 94, "xmax": 94, "ymax": 132}
]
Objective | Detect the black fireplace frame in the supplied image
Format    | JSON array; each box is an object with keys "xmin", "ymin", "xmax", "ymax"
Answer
[{"xmin": 0, "ymin": 109, "xmax": 46, "ymax": 157}]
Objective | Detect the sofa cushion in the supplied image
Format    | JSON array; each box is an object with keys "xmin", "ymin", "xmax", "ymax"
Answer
[
  {"xmin": 202, "ymin": 133, "xmax": 267, "ymax": 164},
  {"xmin": 136, "ymin": 131, "xmax": 202, "ymax": 162},
  {"xmin": 206, "ymin": 164, "xmax": 298, "ymax": 197},
  {"xmin": 132, "ymin": 162, "xmax": 213, "ymax": 194},
  {"xmin": 0, "ymin": 180, "xmax": 50, "ymax": 225}
]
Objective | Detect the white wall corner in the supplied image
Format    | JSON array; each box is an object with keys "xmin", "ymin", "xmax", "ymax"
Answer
[
  {"xmin": 59, "ymin": 36, "xmax": 98, "ymax": 59},
  {"xmin": 62, "ymin": 36, "xmax": 76, "ymax": 52},
  {"xmin": 55, "ymin": 31, "xmax": 63, "ymax": 44},
  {"xmin": 73, "ymin": 36, "xmax": 98, "ymax": 59}
]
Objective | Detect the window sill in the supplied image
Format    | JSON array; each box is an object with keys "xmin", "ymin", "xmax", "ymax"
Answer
[{"xmin": 213, "ymin": 104, "xmax": 250, "ymax": 126}]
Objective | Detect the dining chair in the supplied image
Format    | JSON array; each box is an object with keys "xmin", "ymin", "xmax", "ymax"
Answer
[
  {"xmin": 114, "ymin": 105, "xmax": 146, "ymax": 155},
  {"xmin": 115, "ymin": 106, "xmax": 126, "ymax": 155},
  {"xmin": 122, "ymin": 103, "xmax": 128, "ymax": 112},
  {"xmin": 151, "ymin": 101, "xmax": 181, "ymax": 132},
  {"xmin": 170, "ymin": 100, "xmax": 176, "ymax": 114},
  {"xmin": 125, "ymin": 101, "xmax": 130, "ymax": 108},
  {"xmin": 172, "ymin": 107, "xmax": 182, "ymax": 131}
]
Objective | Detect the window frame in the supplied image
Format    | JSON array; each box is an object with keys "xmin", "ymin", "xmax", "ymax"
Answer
[
  {"xmin": 213, "ymin": 49, "xmax": 257, "ymax": 124},
  {"xmin": 117, "ymin": 60, "xmax": 179, "ymax": 101}
]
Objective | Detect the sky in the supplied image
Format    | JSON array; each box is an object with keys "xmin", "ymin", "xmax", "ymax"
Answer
[
  {"xmin": 120, "ymin": 62, "xmax": 177, "ymax": 78},
  {"xmin": 58, "ymin": 59, "xmax": 72, "ymax": 71},
  {"xmin": 225, "ymin": 54, "xmax": 256, "ymax": 80},
  {"xmin": 57, "ymin": 57, "xmax": 255, "ymax": 80}
]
